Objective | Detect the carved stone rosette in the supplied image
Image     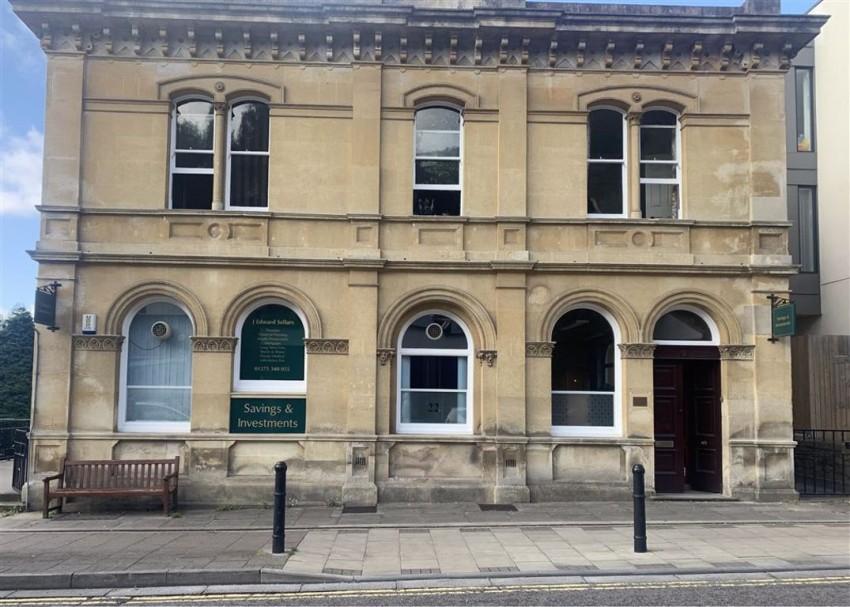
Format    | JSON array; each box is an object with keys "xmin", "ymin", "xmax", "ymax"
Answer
[
  {"xmin": 72, "ymin": 335, "xmax": 124, "ymax": 352},
  {"xmin": 476, "ymin": 350, "xmax": 498, "ymax": 367},
  {"xmin": 719, "ymin": 345, "xmax": 755, "ymax": 360},
  {"xmin": 191, "ymin": 337, "xmax": 238, "ymax": 353},
  {"xmin": 304, "ymin": 339, "xmax": 349, "ymax": 355},
  {"xmin": 376, "ymin": 348, "xmax": 395, "ymax": 366},
  {"xmin": 525, "ymin": 342, "xmax": 555, "ymax": 358},
  {"xmin": 618, "ymin": 343, "xmax": 657, "ymax": 359}
]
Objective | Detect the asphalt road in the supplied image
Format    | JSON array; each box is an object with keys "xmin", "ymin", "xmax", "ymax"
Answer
[{"xmin": 3, "ymin": 573, "xmax": 849, "ymax": 607}]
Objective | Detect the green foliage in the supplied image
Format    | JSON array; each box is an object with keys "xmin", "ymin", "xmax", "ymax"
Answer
[{"xmin": 0, "ymin": 307, "xmax": 34, "ymax": 420}]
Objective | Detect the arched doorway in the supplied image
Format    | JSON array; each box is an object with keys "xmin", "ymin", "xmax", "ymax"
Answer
[{"xmin": 652, "ymin": 308, "xmax": 722, "ymax": 494}]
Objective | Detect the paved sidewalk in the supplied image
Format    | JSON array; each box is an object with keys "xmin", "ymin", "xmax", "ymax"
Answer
[{"xmin": 0, "ymin": 500, "xmax": 846, "ymax": 589}]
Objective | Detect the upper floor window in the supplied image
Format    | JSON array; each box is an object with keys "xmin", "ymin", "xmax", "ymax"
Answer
[
  {"xmin": 413, "ymin": 106, "xmax": 462, "ymax": 216},
  {"xmin": 170, "ymin": 99, "xmax": 214, "ymax": 210},
  {"xmin": 587, "ymin": 108, "xmax": 626, "ymax": 217},
  {"xmin": 795, "ymin": 68, "xmax": 814, "ymax": 152},
  {"xmin": 228, "ymin": 100, "xmax": 270, "ymax": 209},
  {"xmin": 640, "ymin": 110, "xmax": 680, "ymax": 219},
  {"xmin": 795, "ymin": 186, "xmax": 819, "ymax": 273}
]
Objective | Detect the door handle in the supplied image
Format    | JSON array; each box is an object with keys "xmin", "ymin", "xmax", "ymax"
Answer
[{"xmin": 699, "ymin": 440, "xmax": 708, "ymax": 446}]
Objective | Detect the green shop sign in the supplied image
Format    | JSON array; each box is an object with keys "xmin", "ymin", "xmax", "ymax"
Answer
[
  {"xmin": 230, "ymin": 397, "xmax": 306, "ymax": 433},
  {"xmin": 240, "ymin": 304, "xmax": 305, "ymax": 381},
  {"xmin": 771, "ymin": 302, "xmax": 796, "ymax": 339}
]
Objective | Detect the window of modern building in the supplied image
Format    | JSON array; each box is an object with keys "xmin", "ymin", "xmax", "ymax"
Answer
[
  {"xmin": 652, "ymin": 309, "xmax": 717, "ymax": 345},
  {"xmin": 587, "ymin": 108, "xmax": 627, "ymax": 216},
  {"xmin": 795, "ymin": 68, "xmax": 814, "ymax": 152},
  {"xmin": 797, "ymin": 186, "xmax": 818, "ymax": 273},
  {"xmin": 120, "ymin": 301, "xmax": 193, "ymax": 432},
  {"xmin": 397, "ymin": 312, "xmax": 472, "ymax": 434},
  {"xmin": 234, "ymin": 302, "xmax": 306, "ymax": 393},
  {"xmin": 413, "ymin": 106, "xmax": 462, "ymax": 216},
  {"xmin": 551, "ymin": 308, "xmax": 620, "ymax": 436},
  {"xmin": 228, "ymin": 100, "xmax": 270, "ymax": 209},
  {"xmin": 640, "ymin": 110, "xmax": 680, "ymax": 218},
  {"xmin": 170, "ymin": 99, "xmax": 214, "ymax": 210}
]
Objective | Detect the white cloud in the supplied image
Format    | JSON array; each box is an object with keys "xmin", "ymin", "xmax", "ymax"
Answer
[
  {"xmin": 0, "ymin": 127, "xmax": 43, "ymax": 215},
  {"xmin": 0, "ymin": 3, "xmax": 43, "ymax": 71}
]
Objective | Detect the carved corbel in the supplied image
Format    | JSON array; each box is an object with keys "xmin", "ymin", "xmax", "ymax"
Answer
[
  {"xmin": 720, "ymin": 41, "xmax": 733, "ymax": 71},
  {"xmin": 548, "ymin": 37, "xmax": 558, "ymax": 68},
  {"xmin": 103, "ymin": 27, "xmax": 113, "ymax": 54},
  {"xmin": 690, "ymin": 40, "xmax": 703, "ymax": 70},
  {"xmin": 474, "ymin": 34, "xmax": 482, "ymax": 65},
  {"xmin": 618, "ymin": 343, "xmax": 656, "ymax": 359},
  {"xmin": 526, "ymin": 342, "xmax": 555, "ymax": 358},
  {"xmin": 131, "ymin": 24, "xmax": 142, "ymax": 56},
  {"xmin": 374, "ymin": 31, "xmax": 382, "ymax": 61},
  {"xmin": 187, "ymin": 27, "xmax": 196, "ymax": 58},
  {"xmin": 215, "ymin": 29, "xmax": 224, "ymax": 58},
  {"xmin": 634, "ymin": 41, "xmax": 644, "ymax": 69},
  {"xmin": 476, "ymin": 350, "xmax": 497, "ymax": 367},
  {"xmin": 521, "ymin": 37, "xmax": 530, "ymax": 65},
  {"xmin": 449, "ymin": 33, "xmax": 458, "ymax": 65},
  {"xmin": 298, "ymin": 33, "xmax": 307, "ymax": 61},
  {"xmin": 159, "ymin": 28, "xmax": 168, "ymax": 57},
  {"xmin": 779, "ymin": 42, "xmax": 793, "ymax": 70},
  {"xmin": 576, "ymin": 40, "xmax": 586, "ymax": 68},
  {"xmin": 243, "ymin": 31, "xmax": 252, "ymax": 59},
  {"xmin": 499, "ymin": 36, "xmax": 508, "ymax": 64},
  {"xmin": 40, "ymin": 22, "xmax": 52, "ymax": 51},
  {"xmin": 750, "ymin": 42, "xmax": 764, "ymax": 69},
  {"xmin": 352, "ymin": 30, "xmax": 361, "ymax": 60},
  {"xmin": 69, "ymin": 24, "xmax": 82, "ymax": 52},
  {"xmin": 718, "ymin": 345, "xmax": 755, "ymax": 361},
  {"xmin": 604, "ymin": 40, "xmax": 615, "ymax": 68},
  {"xmin": 377, "ymin": 348, "xmax": 395, "ymax": 366},
  {"xmin": 400, "ymin": 35, "xmax": 408, "ymax": 64},
  {"xmin": 325, "ymin": 33, "xmax": 334, "ymax": 61},
  {"xmin": 424, "ymin": 32, "xmax": 433, "ymax": 64},
  {"xmin": 661, "ymin": 41, "xmax": 673, "ymax": 70}
]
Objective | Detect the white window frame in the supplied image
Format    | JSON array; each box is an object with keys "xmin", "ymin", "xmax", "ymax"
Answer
[
  {"xmin": 233, "ymin": 298, "xmax": 308, "ymax": 394},
  {"xmin": 396, "ymin": 310, "xmax": 474, "ymax": 435},
  {"xmin": 587, "ymin": 106, "xmax": 628, "ymax": 219},
  {"xmin": 639, "ymin": 108, "xmax": 682, "ymax": 219},
  {"xmin": 652, "ymin": 305, "xmax": 720, "ymax": 346},
  {"xmin": 118, "ymin": 298, "xmax": 194, "ymax": 433},
  {"xmin": 551, "ymin": 304, "xmax": 623, "ymax": 438},
  {"xmin": 225, "ymin": 97, "xmax": 271, "ymax": 211},
  {"xmin": 412, "ymin": 103, "xmax": 464, "ymax": 216},
  {"xmin": 169, "ymin": 96, "xmax": 215, "ymax": 210}
]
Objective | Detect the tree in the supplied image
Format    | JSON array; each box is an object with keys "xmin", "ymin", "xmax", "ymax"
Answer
[{"xmin": 0, "ymin": 307, "xmax": 34, "ymax": 419}]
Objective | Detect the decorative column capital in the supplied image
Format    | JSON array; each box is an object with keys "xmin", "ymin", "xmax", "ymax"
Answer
[
  {"xmin": 304, "ymin": 339, "xmax": 349, "ymax": 355},
  {"xmin": 719, "ymin": 345, "xmax": 755, "ymax": 360},
  {"xmin": 376, "ymin": 348, "xmax": 395, "ymax": 366},
  {"xmin": 72, "ymin": 335, "xmax": 124, "ymax": 351},
  {"xmin": 526, "ymin": 342, "xmax": 555, "ymax": 358},
  {"xmin": 191, "ymin": 337, "xmax": 238, "ymax": 352},
  {"xmin": 618, "ymin": 343, "xmax": 656, "ymax": 359},
  {"xmin": 476, "ymin": 350, "xmax": 497, "ymax": 367}
]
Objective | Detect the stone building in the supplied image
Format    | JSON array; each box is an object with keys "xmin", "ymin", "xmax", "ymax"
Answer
[{"xmin": 12, "ymin": 0, "xmax": 825, "ymax": 506}]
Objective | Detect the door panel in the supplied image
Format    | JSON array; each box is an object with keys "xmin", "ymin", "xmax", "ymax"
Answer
[
  {"xmin": 653, "ymin": 361, "xmax": 684, "ymax": 493},
  {"xmin": 688, "ymin": 360, "xmax": 722, "ymax": 492}
]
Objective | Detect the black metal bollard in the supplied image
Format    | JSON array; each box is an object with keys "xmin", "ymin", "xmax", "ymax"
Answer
[
  {"xmin": 272, "ymin": 461, "xmax": 287, "ymax": 554},
  {"xmin": 632, "ymin": 463, "xmax": 647, "ymax": 553}
]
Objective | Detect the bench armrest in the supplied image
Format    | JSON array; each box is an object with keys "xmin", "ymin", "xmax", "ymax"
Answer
[
  {"xmin": 163, "ymin": 471, "xmax": 179, "ymax": 480},
  {"xmin": 42, "ymin": 473, "xmax": 62, "ymax": 483}
]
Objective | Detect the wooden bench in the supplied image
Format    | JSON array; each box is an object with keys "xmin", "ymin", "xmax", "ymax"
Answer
[{"xmin": 42, "ymin": 457, "xmax": 179, "ymax": 518}]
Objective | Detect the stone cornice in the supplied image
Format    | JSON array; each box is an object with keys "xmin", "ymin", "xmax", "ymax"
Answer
[
  {"xmin": 191, "ymin": 336, "xmax": 238, "ymax": 353},
  {"xmin": 12, "ymin": 2, "xmax": 825, "ymax": 73},
  {"xmin": 72, "ymin": 334, "xmax": 123, "ymax": 351},
  {"xmin": 304, "ymin": 338, "xmax": 349, "ymax": 355}
]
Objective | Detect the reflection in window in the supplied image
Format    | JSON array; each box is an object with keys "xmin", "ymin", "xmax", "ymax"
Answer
[
  {"xmin": 229, "ymin": 101, "xmax": 270, "ymax": 208},
  {"xmin": 653, "ymin": 310, "xmax": 713, "ymax": 342},
  {"xmin": 587, "ymin": 109, "xmax": 626, "ymax": 215},
  {"xmin": 124, "ymin": 302, "xmax": 192, "ymax": 428},
  {"xmin": 797, "ymin": 187, "xmax": 818, "ymax": 273},
  {"xmin": 398, "ymin": 313, "xmax": 471, "ymax": 432},
  {"xmin": 640, "ymin": 110, "xmax": 680, "ymax": 218},
  {"xmin": 795, "ymin": 68, "xmax": 813, "ymax": 152},
  {"xmin": 414, "ymin": 107, "xmax": 462, "ymax": 216},
  {"xmin": 171, "ymin": 99, "xmax": 214, "ymax": 209},
  {"xmin": 551, "ymin": 309, "xmax": 616, "ymax": 429}
]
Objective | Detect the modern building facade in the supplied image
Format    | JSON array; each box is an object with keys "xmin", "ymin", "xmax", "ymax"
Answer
[{"xmin": 13, "ymin": 0, "xmax": 825, "ymax": 506}]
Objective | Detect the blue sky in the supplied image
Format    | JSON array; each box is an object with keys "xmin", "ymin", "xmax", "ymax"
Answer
[{"xmin": 0, "ymin": 0, "xmax": 818, "ymax": 317}]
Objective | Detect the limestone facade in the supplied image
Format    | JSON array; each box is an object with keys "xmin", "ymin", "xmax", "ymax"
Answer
[{"xmin": 12, "ymin": 0, "xmax": 825, "ymax": 506}]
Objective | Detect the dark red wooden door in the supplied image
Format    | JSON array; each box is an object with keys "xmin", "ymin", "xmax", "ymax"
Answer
[
  {"xmin": 653, "ymin": 361, "xmax": 685, "ymax": 493},
  {"xmin": 688, "ymin": 360, "xmax": 722, "ymax": 493}
]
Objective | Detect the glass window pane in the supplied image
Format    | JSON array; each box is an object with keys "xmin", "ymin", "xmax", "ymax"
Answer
[
  {"xmin": 415, "ymin": 160, "xmax": 460, "ymax": 185},
  {"xmin": 416, "ymin": 107, "xmax": 460, "ymax": 131},
  {"xmin": 551, "ymin": 309, "xmax": 615, "ymax": 392},
  {"xmin": 400, "ymin": 390, "xmax": 467, "ymax": 425},
  {"xmin": 178, "ymin": 100, "xmax": 213, "ymax": 116},
  {"xmin": 588, "ymin": 109, "xmax": 623, "ymax": 159},
  {"xmin": 175, "ymin": 152, "xmax": 213, "ymax": 169},
  {"xmin": 641, "ymin": 184, "xmax": 677, "ymax": 219},
  {"xmin": 587, "ymin": 162, "xmax": 623, "ymax": 214},
  {"xmin": 653, "ymin": 310, "xmax": 713, "ymax": 341},
  {"xmin": 230, "ymin": 102, "xmax": 269, "ymax": 152},
  {"xmin": 641, "ymin": 110, "xmax": 676, "ymax": 126},
  {"xmin": 552, "ymin": 393, "xmax": 613, "ymax": 427},
  {"xmin": 796, "ymin": 68, "xmax": 813, "ymax": 152},
  {"xmin": 172, "ymin": 173, "xmax": 212, "ymax": 210},
  {"xmin": 176, "ymin": 113, "xmax": 213, "ymax": 150},
  {"xmin": 229, "ymin": 155, "xmax": 269, "ymax": 207},
  {"xmin": 640, "ymin": 128, "xmax": 675, "ymax": 161},
  {"xmin": 798, "ymin": 187, "xmax": 817, "ymax": 273},
  {"xmin": 402, "ymin": 314, "xmax": 468, "ymax": 349},
  {"xmin": 413, "ymin": 189, "xmax": 461, "ymax": 216},
  {"xmin": 402, "ymin": 355, "xmax": 465, "ymax": 390},
  {"xmin": 416, "ymin": 131, "xmax": 460, "ymax": 157},
  {"xmin": 640, "ymin": 164, "xmax": 676, "ymax": 179}
]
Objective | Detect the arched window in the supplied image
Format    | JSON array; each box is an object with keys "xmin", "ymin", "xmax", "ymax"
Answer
[
  {"xmin": 551, "ymin": 308, "xmax": 621, "ymax": 436},
  {"xmin": 652, "ymin": 308, "xmax": 718, "ymax": 345},
  {"xmin": 234, "ymin": 302, "xmax": 307, "ymax": 393},
  {"xmin": 413, "ymin": 106, "xmax": 462, "ymax": 216},
  {"xmin": 119, "ymin": 301, "xmax": 193, "ymax": 432},
  {"xmin": 397, "ymin": 312, "xmax": 472, "ymax": 434},
  {"xmin": 640, "ymin": 109, "xmax": 680, "ymax": 218},
  {"xmin": 170, "ymin": 98, "xmax": 214, "ymax": 210},
  {"xmin": 228, "ymin": 100, "xmax": 270, "ymax": 209},
  {"xmin": 587, "ymin": 108, "xmax": 627, "ymax": 217}
]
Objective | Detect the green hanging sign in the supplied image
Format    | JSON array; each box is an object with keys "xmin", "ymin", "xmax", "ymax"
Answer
[
  {"xmin": 239, "ymin": 304, "xmax": 304, "ymax": 381},
  {"xmin": 772, "ymin": 302, "xmax": 796, "ymax": 339},
  {"xmin": 230, "ymin": 397, "xmax": 306, "ymax": 433}
]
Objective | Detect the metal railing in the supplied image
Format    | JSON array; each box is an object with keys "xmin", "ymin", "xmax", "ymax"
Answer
[
  {"xmin": 794, "ymin": 429, "xmax": 850, "ymax": 496},
  {"xmin": 0, "ymin": 419, "xmax": 28, "ymax": 460}
]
